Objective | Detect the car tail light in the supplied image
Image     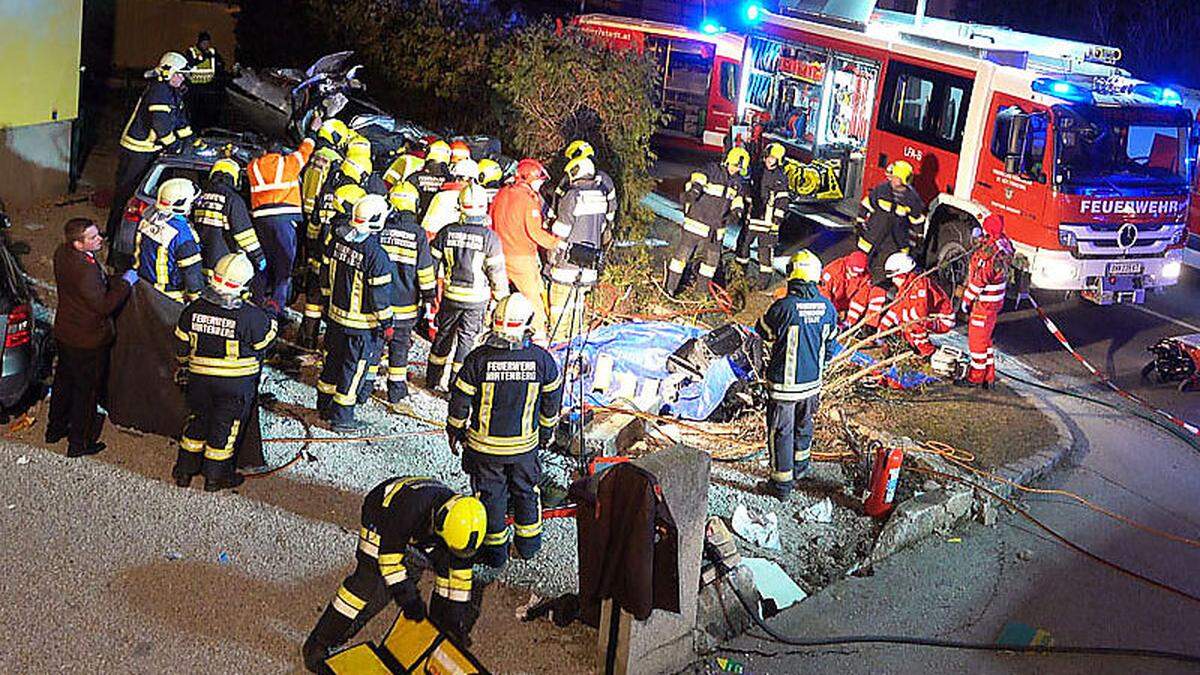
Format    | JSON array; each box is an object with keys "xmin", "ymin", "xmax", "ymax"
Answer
[
  {"xmin": 124, "ymin": 197, "xmax": 148, "ymax": 223},
  {"xmin": 5, "ymin": 304, "xmax": 30, "ymax": 349}
]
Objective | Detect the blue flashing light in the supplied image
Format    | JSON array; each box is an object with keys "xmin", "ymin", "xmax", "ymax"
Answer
[
  {"xmin": 744, "ymin": 2, "xmax": 764, "ymax": 23},
  {"xmin": 1161, "ymin": 87, "xmax": 1183, "ymax": 106},
  {"xmin": 1132, "ymin": 83, "xmax": 1185, "ymax": 106},
  {"xmin": 700, "ymin": 18, "xmax": 724, "ymax": 34},
  {"xmin": 1032, "ymin": 78, "xmax": 1094, "ymax": 105}
]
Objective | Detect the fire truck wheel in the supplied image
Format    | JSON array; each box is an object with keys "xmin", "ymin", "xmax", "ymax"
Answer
[{"xmin": 932, "ymin": 218, "xmax": 973, "ymax": 297}]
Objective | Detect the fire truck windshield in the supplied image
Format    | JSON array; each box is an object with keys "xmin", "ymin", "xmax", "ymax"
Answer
[{"xmin": 1052, "ymin": 104, "xmax": 1193, "ymax": 189}]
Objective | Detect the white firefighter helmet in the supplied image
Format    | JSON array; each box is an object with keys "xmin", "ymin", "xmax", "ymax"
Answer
[
  {"xmin": 451, "ymin": 158, "xmax": 480, "ymax": 181},
  {"xmin": 884, "ymin": 251, "xmax": 917, "ymax": 277},
  {"xmin": 153, "ymin": 51, "xmax": 190, "ymax": 80},
  {"xmin": 209, "ymin": 252, "xmax": 255, "ymax": 295},
  {"xmin": 492, "ymin": 293, "xmax": 535, "ymax": 340},
  {"xmin": 156, "ymin": 177, "xmax": 199, "ymax": 215},
  {"xmin": 350, "ymin": 194, "xmax": 389, "ymax": 233},
  {"xmin": 459, "ymin": 184, "xmax": 489, "ymax": 219}
]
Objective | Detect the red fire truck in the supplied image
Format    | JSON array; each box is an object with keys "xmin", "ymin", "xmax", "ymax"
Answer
[
  {"xmin": 736, "ymin": 3, "xmax": 1191, "ymax": 304},
  {"xmin": 575, "ymin": 14, "xmax": 745, "ymax": 153}
]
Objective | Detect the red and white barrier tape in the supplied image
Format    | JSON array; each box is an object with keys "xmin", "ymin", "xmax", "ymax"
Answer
[{"xmin": 1028, "ymin": 296, "xmax": 1200, "ymax": 437}]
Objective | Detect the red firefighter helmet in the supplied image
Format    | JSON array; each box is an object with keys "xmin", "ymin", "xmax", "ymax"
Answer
[
  {"xmin": 449, "ymin": 140, "xmax": 472, "ymax": 163},
  {"xmin": 846, "ymin": 250, "xmax": 868, "ymax": 273},
  {"xmin": 515, "ymin": 158, "xmax": 548, "ymax": 184},
  {"xmin": 981, "ymin": 213, "xmax": 1005, "ymax": 238}
]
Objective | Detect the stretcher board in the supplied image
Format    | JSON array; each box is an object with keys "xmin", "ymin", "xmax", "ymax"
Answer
[{"xmin": 381, "ymin": 615, "xmax": 488, "ymax": 674}]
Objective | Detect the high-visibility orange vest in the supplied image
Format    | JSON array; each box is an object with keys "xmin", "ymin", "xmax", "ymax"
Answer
[{"xmin": 247, "ymin": 139, "xmax": 314, "ymax": 216}]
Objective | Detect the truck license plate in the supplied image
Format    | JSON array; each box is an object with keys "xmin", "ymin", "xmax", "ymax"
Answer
[{"xmin": 1107, "ymin": 261, "xmax": 1142, "ymax": 275}]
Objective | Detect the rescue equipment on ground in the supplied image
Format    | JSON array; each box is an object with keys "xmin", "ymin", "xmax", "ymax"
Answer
[
  {"xmin": 864, "ymin": 443, "xmax": 905, "ymax": 518},
  {"xmin": 1143, "ymin": 334, "xmax": 1200, "ymax": 392}
]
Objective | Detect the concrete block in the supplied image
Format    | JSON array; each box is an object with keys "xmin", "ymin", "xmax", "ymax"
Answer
[
  {"xmin": 872, "ymin": 483, "xmax": 974, "ymax": 563},
  {"xmin": 596, "ymin": 445, "xmax": 711, "ymax": 675},
  {"xmin": 584, "ymin": 412, "xmax": 645, "ymax": 458}
]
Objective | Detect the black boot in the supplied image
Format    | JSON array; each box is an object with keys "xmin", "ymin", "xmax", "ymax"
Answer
[
  {"xmin": 301, "ymin": 633, "xmax": 335, "ymax": 674},
  {"xmin": 172, "ymin": 448, "xmax": 202, "ymax": 487},
  {"xmin": 298, "ymin": 316, "xmax": 321, "ymax": 350},
  {"xmin": 203, "ymin": 459, "xmax": 245, "ymax": 492},
  {"xmin": 303, "ymin": 605, "xmax": 355, "ymax": 673}
]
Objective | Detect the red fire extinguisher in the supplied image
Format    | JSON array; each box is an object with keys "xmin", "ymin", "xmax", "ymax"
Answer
[{"xmin": 864, "ymin": 444, "xmax": 905, "ymax": 518}]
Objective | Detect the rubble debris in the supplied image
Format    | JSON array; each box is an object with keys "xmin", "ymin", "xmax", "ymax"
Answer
[
  {"xmin": 799, "ymin": 498, "xmax": 834, "ymax": 524},
  {"xmin": 731, "ymin": 503, "xmax": 781, "ymax": 550}
]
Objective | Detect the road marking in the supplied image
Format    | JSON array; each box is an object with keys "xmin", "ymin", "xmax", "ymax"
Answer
[{"xmin": 1131, "ymin": 304, "xmax": 1200, "ymax": 333}]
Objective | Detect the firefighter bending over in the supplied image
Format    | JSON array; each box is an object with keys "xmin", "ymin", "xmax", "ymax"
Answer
[
  {"xmin": 447, "ymin": 293, "xmax": 562, "ymax": 568},
  {"xmin": 959, "ymin": 214, "xmax": 1012, "ymax": 387},
  {"xmin": 858, "ymin": 161, "xmax": 926, "ymax": 283},
  {"xmin": 878, "ymin": 252, "xmax": 955, "ymax": 358},
  {"xmin": 172, "ymin": 252, "xmax": 276, "ymax": 491},
  {"xmin": 664, "ymin": 148, "xmax": 747, "ymax": 297},
  {"xmin": 301, "ymin": 477, "xmax": 487, "ymax": 671},
  {"xmin": 755, "ymin": 250, "xmax": 837, "ymax": 500}
]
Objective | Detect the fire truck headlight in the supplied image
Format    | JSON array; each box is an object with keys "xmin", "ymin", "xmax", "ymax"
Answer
[
  {"xmin": 1162, "ymin": 260, "xmax": 1182, "ymax": 280},
  {"xmin": 1038, "ymin": 259, "xmax": 1078, "ymax": 284}
]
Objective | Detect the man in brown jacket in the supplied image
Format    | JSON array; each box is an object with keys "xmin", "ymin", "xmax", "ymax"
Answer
[{"xmin": 46, "ymin": 218, "xmax": 137, "ymax": 457}]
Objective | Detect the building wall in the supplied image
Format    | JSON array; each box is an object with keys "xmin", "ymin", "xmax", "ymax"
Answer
[
  {"xmin": 113, "ymin": 0, "xmax": 237, "ymax": 70},
  {"xmin": 0, "ymin": 0, "xmax": 83, "ymax": 207},
  {"xmin": 0, "ymin": 0, "xmax": 83, "ymax": 127}
]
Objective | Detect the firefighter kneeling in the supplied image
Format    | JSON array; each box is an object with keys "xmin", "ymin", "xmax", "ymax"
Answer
[
  {"xmin": 302, "ymin": 477, "xmax": 487, "ymax": 672},
  {"xmin": 447, "ymin": 294, "xmax": 563, "ymax": 568},
  {"xmin": 756, "ymin": 251, "xmax": 837, "ymax": 500},
  {"xmin": 172, "ymin": 252, "xmax": 277, "ymax": 491}
]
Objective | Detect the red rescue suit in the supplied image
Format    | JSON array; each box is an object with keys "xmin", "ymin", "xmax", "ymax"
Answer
[
  {"xmin": 819, "ymin": 251, "xmax": 871, "ymax": 325},
  {"xmin": 879, "ymin": 274, "xmax": 954, "ymax": 357},
  {"xmin": 961, "ymin": 217, "xmax": 1013, "ymax": 384}
]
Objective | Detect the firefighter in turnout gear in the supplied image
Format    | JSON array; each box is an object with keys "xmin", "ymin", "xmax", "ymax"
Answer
[
  {"xmin": 107, "ymin": 51, "xmax": 193, "ymax": 267},
  {"xmin": 302, "ymin": 477, "xmax": 487, "ymax": 672},
  {"xmin": 878, "ymin": 252, "xmax": 955, "ymax": 358},
  {"xmin": 300, "ymin": 119, "xmax": 351, "ymax": 222},
  {"xmin": 193, "ymin": 159, "xmax": 266, "ymax": 276},
  {"xmin": 422, "ymin": 158, "xmax": 480, "ymax": 237},
  {"xmin": 247, "ymin": 138, "xmax": 315, "ymax": 318},
  {"xmin": 410, "ymin": 140, "xmax": 453, "ymax": 217},
  {"xmin": 134, "ymin": 178, "xmax": 204, "ymax": 302},
  {"xmin": 382, "ymin": 150, "xmax": 426, "ymax": 188},
  {"xmin": 736, "ymin": 142, "xmax": 790, "ymax": 288},
  {"xmin": 858, "ymin": 161, "xmax": 927, "ymax": 284},
  {"xmin": 428, "ymin": 185, "xmax": 509, "ymax": 391},
  {"xmin": 553, "ymin": 140, "xmax": 617, "ymax": 227},
  {"xmin": 959, "ymin": 214, "xmax": 1013, "ymax": 387},
  {"xmin": 547, "ymin": 156, "xmax": 610, "ymax": 342},
  {"xmin": 447, "ymin": 293, "xmax": 563, "ymax": 568},
  {"xmin": 818, "ymin": 250, "xmax": 872, "ymax": 326},
  {"xmin": 477, "ymin": 158, "xmax": 504, "ymax": 204},
  {"xmin": 299, "ymin": 139, "xmax": 374, "ymax": 348},
  {"xmin": 172, "ymin": 252, "xmax": 276, "ymax": 491},
  {"xmin": 381, "ymin": 182, "xmax": 437, "ymax": 406},
  {"xmin": 755, "ymin": 250, "xmax": 837, "ymax": 500},
  {"xmin": 665, "ymin": 147, "xmax": 747, "ymax": 297},
  {"xmin": 316, "ymin": 195, "xmax": 396, "ymax": 431}
]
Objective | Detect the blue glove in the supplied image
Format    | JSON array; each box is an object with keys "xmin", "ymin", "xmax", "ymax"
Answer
[
  {"xmin": 121, "ymin": 269, "xmax": 139, "ymax": 286},
  {"xmin": 256, "ymin": 257, "xmax": 267, "ymax": 272}
]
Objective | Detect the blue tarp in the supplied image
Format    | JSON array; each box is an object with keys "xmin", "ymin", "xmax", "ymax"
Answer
[
  {"xmin": 552, "ymin": 321, "xmax": 739, "ymax": 421},
  {"xmin": 552, "ymin": 321, "xmax": 938, "ymax": 422}
]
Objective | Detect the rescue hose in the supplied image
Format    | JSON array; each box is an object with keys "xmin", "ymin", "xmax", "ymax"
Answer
[
  {"xmin": 721, "ymin": 576, "xmax": 1200, "ymax": 663},
  {"xmin": 913, "ymin": 465, "xmax": 1200, "ymax": 605},
  {"xmin": 931, "ymin": 443, "xmax": 1200, "ymax": 550}
]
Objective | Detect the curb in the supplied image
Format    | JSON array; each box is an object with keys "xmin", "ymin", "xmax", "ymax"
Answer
[{"xmin": 870, "ymin": 366, "xmax": 1080, "ymax": 564}]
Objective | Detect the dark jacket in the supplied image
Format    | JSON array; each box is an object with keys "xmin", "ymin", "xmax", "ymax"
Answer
[
  {"xmin": 573, "ymin": 462, "xmax": 680, "ymax": 622},
  {"xmin": 52, "ymin": 244, "xmax": 131, "ymax": 349},
  {"xmin": 756, "ymin": 280, "xmax": 838, "ymax": 402}
]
